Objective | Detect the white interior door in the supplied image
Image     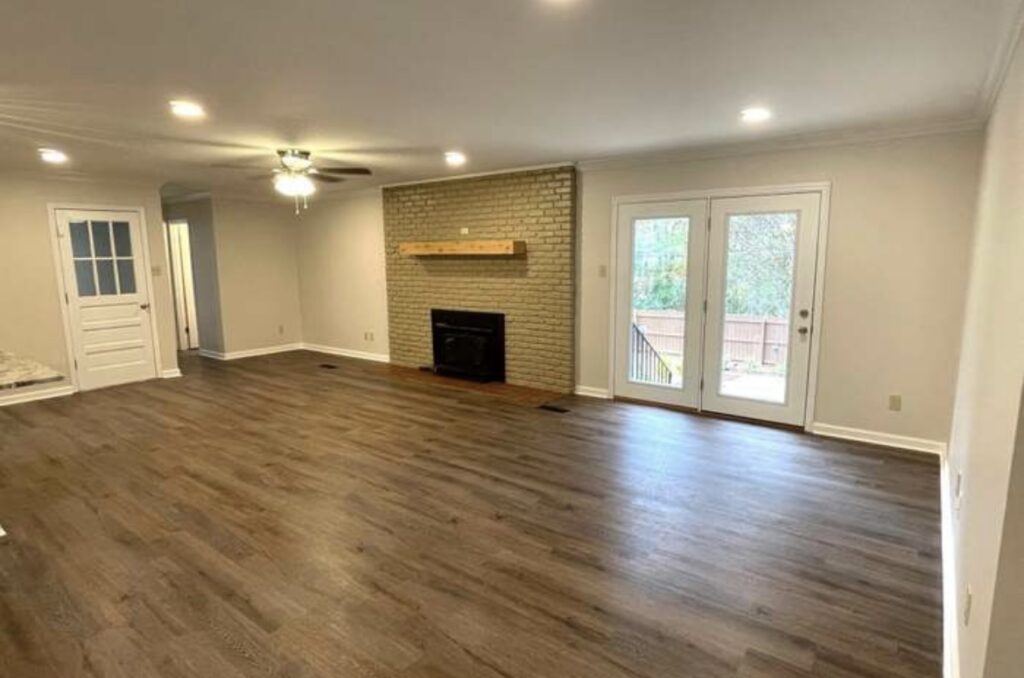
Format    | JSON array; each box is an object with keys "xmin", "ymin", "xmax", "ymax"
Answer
[
  {"xmin": 168, "ymin": 220, "xmax": 200, "ymax": 350},
  {"xmin": 701, "ymin": 193, "xmax": 821, "ymax": 425},
  {"xmin": 56, "ymin": 209, "xmax": 157, "ymax": 391},
  {"xmin": 613, "ymin": 200, "xmax": 708, "ymax": 408}
]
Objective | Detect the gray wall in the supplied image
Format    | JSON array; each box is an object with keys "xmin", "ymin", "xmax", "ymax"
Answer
[
  {"xmin": 578, "ymin": 131, "xmax": 983, "ymax": 442},
  {"xmin": 0, "ymin": 175, "xmax": 178, "ymax": 381},
  {"xmin": 163, "ymin": 197, "xmax": 224, "ymax": 354},
  {"xmin": 983, "ymin": 386, "xmax": 1024, "ymax": 678},
  {"xmin": 296, "ymin": 190, "xmax": 390, "ymax": 359},
  {"xmin": 947, "ymin": 31, "xmax": 1024, "ymax": 678}
]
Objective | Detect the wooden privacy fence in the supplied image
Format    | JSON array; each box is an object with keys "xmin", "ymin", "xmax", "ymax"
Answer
[{"xmin": 633, "ymin": 310, "xmax": 789, "ymax": 368}]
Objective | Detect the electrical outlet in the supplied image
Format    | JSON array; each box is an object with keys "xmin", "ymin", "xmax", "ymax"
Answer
[
  {"xmin": 278, "ymin": 324, "xmax": 285, "ymax": 336},
  {"xmin": 460, "ymin": 227, "xmax": 470, "ymax": 235},
  {"xmin": 963, "ymin": 585, "xmax": 973, "ymax": 626},
  {"xmin": 888, "ymin": 394, "xmax": 902, "ymax": 412}
]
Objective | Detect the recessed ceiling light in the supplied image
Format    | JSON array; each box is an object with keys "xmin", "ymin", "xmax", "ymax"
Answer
[
  {"xmin": 741, "ymin": 107, "xmax": 773, "ymax": 124},
  {"xmin": 38, "ymin": 148, "xmax": 68, "ymax": 164},
  {"xmin": 169, "ymin": 100, "xmax": 206, "ymax": 119},
  {"xmin": 445, "ymin": 151, "xmax": 467, "ymax": 167}
]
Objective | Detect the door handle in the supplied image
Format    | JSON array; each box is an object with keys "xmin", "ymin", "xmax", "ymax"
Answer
[{"xmin": 140, "ymin": 303, "xmax": 150, "ymax": 311}]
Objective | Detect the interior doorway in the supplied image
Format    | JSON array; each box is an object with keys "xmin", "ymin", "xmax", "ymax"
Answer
[
  {"xmin": 166, "ymin": 220, "xmax": 200, "ymax": 351},
  {"xmin": 53, "ymin": 208, "xmax": 159, "ymax": 391},
  {"xmin": 612, "ymin": 187, "xmax": 827, "ymax": 427}
]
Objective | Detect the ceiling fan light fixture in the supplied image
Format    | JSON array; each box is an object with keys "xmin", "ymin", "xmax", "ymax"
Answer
[
  {"xmin": 280, "ymin": 149, "xmax": 313, "ymax": 172},
  {"xmin": 169, "ymin": 100, "xmax": 206, "ymax": 119},
  {"xmin": 38, "ymin": 148, "xmax": 69, "ymax": 164},
  {"xmin": 274, "ymin": 172, "xmax": 317, "ymax": 198}
]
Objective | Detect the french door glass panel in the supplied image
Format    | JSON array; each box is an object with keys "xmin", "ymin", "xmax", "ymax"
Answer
[
  {"xmin": 718, "ymin": 211, "xmax": 797, "ymax": 404},
  {"xmin": 701, "ymin": 193, "xmax": 821, "ymax": 426},
  {"xmin": 614, "ymin": 200, "xmax": 707, "ymax": 408}
]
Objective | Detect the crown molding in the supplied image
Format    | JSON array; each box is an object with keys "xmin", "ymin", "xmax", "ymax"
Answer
[
  {"xmin": 380, "ymin": 162, "xmax": 576, "ymax": 190},
  {"xmin": 576, "ymin": 118, "xmax": 985, "ymax": 173},
  {"xmin": 0, "ymin": 168, "xmax": 164, "ymax": 191},
  {"xmin": 978, "ymin": 0, "xmax": 1024, "ymax": 117},
  {"xmin": 160, "ymin": 190, "xmax": 211, "ymax": 205}
]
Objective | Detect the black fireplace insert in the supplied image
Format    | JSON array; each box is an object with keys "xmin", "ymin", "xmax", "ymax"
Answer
[{"xmin": 431, "ymin": 309, "xmax": 505, "ymax": 382}]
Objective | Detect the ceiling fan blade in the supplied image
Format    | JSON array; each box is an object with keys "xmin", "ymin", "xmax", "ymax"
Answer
[
  {"xmin": 211, "ymin": 162, "xmax": 272, "ymax": 170},
  {"xmin": 316, "ymin": 166, "xmax": 373, "ymax": 176},
  {"xmin": 310, "ymin": 173, "xmax": 345, "ymax": 183}
]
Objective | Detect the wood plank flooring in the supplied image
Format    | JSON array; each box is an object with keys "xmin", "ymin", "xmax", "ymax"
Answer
[{"xmin": 0, "ymin": 351, "xmax": 942, "ymax": 678}]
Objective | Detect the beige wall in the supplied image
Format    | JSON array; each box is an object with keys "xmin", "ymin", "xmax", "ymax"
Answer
[
  {"xmin": 162, "ymin": 197, "xmax": 224, "ymax": 353},
  {"xmin": 296, "ymin": 190, "xmax": 390, "ymax": 358},
  {"xmin": 947, "ymin": 34, "xmax": 1024, "ymax": 678},
  {"xmin": 209, "ymin": 197, "xmax": 303, "ymax": 354},
  {"xmin": 0, "ymin": 175, "xmax": 177, "ymax": 381},
  {"xmin": 983, "ymin": 389, "xmax": 1024, "ymax": 678},
  {"xmin": 578, "ymin": 131, "xmax": 983, "ymax": 441}
]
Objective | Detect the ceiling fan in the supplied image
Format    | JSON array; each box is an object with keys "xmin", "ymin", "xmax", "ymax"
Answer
[{"xmin": 253, "ymin": 149, "xmax": 372, "ymax": 212}]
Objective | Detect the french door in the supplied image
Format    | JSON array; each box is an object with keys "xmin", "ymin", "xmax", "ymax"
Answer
[
  {"xmin": 55, "ymin": 209, "xmax": 158, "ymax": 391},
  {"xmin": 613, "ymin": 191, "xmax": 823, "ymax": 426},
  {"xmin": 613, "ymin": 200, "xmax": 708, "ymax": 408}
]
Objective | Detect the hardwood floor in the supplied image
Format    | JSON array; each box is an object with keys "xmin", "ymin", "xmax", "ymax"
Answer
[{"xmin": 0, "ymin": 351, "xmax": 942, "ymax": 678}]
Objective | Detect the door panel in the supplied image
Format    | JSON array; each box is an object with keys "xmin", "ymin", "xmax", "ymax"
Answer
[
  {"xmin": 701, "ymin": 193, "xmax": 821, "ymax": 425},
  {"xmin": 613, "ymin": 200, "xmax": 708, "ymax": 408},
  {"xmin": 168, "ymin": 221, "xmax": 201, "ymax": 350},
  {"xmin": 57, "ymin": 210, "xmax": 157, "ymax": 391}
]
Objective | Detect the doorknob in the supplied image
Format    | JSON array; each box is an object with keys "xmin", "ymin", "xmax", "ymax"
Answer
[{"xmin": 140, "ymin": 303, "xmax": 150, "ymax": 310}]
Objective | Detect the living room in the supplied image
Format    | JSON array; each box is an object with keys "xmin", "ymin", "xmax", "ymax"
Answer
[{"xmin": 0, "ymin": 2, "xmax": 1022, "ymax": 677}]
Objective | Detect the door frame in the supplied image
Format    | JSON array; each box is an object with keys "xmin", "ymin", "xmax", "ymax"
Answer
[
  {"xmin": 46, "ymin": 203, "xmax": 163, "ymax": 391},
  {"xmin": 607, "ymin": 182, "xmax": 832, "ymax": 431}
]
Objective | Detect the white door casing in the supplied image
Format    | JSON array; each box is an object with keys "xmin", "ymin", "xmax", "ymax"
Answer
[{"xmin": 55, "ymin": 209, "xmax": 158, "ymax": 391}]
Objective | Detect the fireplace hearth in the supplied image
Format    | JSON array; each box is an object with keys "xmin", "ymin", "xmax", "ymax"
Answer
[{"xmin": 431, "ymin": 309, "xmax": 505, "ymax": 382}]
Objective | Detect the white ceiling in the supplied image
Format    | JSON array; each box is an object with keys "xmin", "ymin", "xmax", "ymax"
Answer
[{"xmin": 1, "ymin": 0, "xmax": 1021, "ymax": 197}]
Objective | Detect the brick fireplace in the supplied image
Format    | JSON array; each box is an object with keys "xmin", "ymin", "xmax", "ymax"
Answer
[{"xmin": 382, "ymin": 167, "xmax": 576, "ymax": 392}]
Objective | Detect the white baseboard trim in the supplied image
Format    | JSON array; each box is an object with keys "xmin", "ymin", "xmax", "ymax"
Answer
[
  {"xmin": 941, "ymin": 458, "xmax": 961, "ymax": 678},
  {"xmin": 0, "ymin": 384, "xmax": 76, "ymax": 407},
  {"xmin": 301, "ymin": 343, "xmax": 391, "ymax": 364},
  {"xmin": 198, "ymin": 344, "xmax": 304, "ymax": 361},
  {"xmin": 160, "ymin": 368, "xmax": 183, "ymax": 379},
  {"xmin": 809, "ymin": 422, "xmax": 947, "ymax": 456},
  {"xmin": 574, "ymin": 385, "xmax": 612, "ymax": 399}
]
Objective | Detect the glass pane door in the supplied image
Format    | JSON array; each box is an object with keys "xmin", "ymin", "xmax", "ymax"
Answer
[
  {"xmin": 614, "ymin": 200, "xmax": 707, "ymax": 408},
  {"xmin": 629, "ymin": 217, "xmax": 688, "ymax": 387},
  {"xmin": 701, "ymin": 193, "xmax": 821, "ymax": 425}
]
